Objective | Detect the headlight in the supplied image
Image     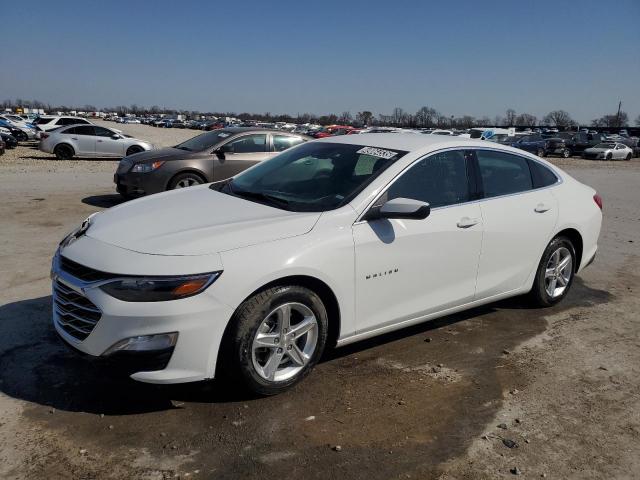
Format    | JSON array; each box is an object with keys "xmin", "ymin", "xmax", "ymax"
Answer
[
  {"xmin": 99, "ymin": 272, "xmax": 221, "ymax": 302},
  {"xmin": 130, "ymin": 161, "xmax": 165, "ymax": 173}
]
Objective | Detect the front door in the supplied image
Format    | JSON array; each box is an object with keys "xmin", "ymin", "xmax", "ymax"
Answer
[
  {"xmin": 353, "ymin": 149, "xmax": 483, "ymax": 334},
  {"xmin": 69, "ymin": 125, "xmax": 96, "ymax": 156},
  {"xmin": 214, "ymin": 133, "xmax": 268, "ymax": 180},
  {"xmin": 94, "ymin": 126, "xmax": 125, "ymax": 157}
]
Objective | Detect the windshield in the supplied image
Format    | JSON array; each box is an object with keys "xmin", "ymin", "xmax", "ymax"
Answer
[
  {"xmin": 174, "ymin": 130, "xmax": 234, "ymax": 151},
  {"xmin": 221, "ymin": 142, "xmax": 407, "ymax": 212},
  {"xmin": 594, "ymin": 143, "xmax": 614, "ymax": 149}
]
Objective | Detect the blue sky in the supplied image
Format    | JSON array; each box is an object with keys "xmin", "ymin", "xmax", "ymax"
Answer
[{"xmin": 2, "ymin": 0, "xmax": 639, "ymax": 123}]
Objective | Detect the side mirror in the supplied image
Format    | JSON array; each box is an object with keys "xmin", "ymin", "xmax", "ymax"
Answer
[
  {"xmin": 364, "ymin": 198, "xmax": 431, "ymax": 221},
  {"xmin": 111, "ymin": 134, "xmax": 120, "ymax": 139},
  {"xmin": 214, "ymin": 144, "xmax": 232, "ymax": 158}
]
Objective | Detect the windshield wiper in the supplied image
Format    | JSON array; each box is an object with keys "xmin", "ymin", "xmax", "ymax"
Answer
[{"xmin": 231, "ymin": 188, "xmax": 290, "ymax": 208}]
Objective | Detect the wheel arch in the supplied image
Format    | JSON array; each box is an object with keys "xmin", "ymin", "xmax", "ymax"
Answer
[
  {"xmin": 165, "ymin": 168, "xmax": 208, "ymax": 190},
  {"xmin": 54, "ymin": 142, "xmax": 75, "ymax": 156},
  {"xmin": 555, "ymin": 227, "xmax": 583, "ymax": 272},
  {"xmin": 215, "ymin": 274, "xmax": 342, "ymax": 376}
]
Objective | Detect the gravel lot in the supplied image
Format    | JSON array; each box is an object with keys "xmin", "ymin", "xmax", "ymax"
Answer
[{"xmin": 1, "ymin": 126, "xmax": 639, "ymax": 479}]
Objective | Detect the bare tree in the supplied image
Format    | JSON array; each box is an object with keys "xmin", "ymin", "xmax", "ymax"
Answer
[
  {"xmin": 543, "ymin": 110, "xmax": 575, "ymax": 127},
  {"xmin": 338, "ymin": 111, "xmax": 353, "ymax": 124},
  {"xmin": 591, "ymin": 112, "xmax": 629, "ymax": 128},
  {"xmin": 355, "ymin": 111, "xmax": 374, "ymax": 126},
  {"xmin": 515, "ymin": 113, "xmax": 537, "ymax": 126},
  {"xmin": 636, "ymin": 115, "xmax": 640, "ymax": 126},
  {"xmin": 505, "ymin": 109, "xmax": 517, "ymax": 126},
  {"xmin": 477, "ymin": 116, "xmax": 491, "ymax": 127}
]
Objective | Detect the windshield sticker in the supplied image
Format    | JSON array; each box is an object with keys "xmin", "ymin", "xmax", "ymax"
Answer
[
  {"xmin": 218, "ymin": 132, "xmax": 230, "ymax": 138},
  {"xmin": 357, "ymin": 146, "xmax": 398, "ymax": 159}
]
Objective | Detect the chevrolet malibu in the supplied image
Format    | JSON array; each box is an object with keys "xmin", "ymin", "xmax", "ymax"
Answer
[{"xmin": 52, "ymin": 135, "xmax": 602, "ymax": 395}]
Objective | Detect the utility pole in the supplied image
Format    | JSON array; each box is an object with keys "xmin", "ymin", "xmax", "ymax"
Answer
[{"xmin": 616, "ymin": 101, "xmax": 622, "ymax": 128}]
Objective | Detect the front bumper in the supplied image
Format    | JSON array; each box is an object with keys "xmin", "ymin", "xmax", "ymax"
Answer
[
  {"xmin": 51, "ymin": 247, "xmax": 233, "ymax": 384},
  {"xmin": 114, "ymin": 170, "xmax": 171, "ymax": 197}
]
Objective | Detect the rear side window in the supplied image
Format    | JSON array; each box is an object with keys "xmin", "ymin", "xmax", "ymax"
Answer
[
  {"xmin": 476, "ymin": 150, "xmax": 532, "ymax": 198},
  {"xmin": 385, "ymin": 150, "xmax": 470, "ymax": 208},
  {"xmin": 528, "ymin": 160, "xmax": 558, "ymax": 188},
  {"xmin": 73, "ymin": 126, "xmax": 96, "ymax": 136},
  {"xmin": 226, "ymin": 134, "xmax": 267, "ymax": 153},
  {"xmin": 272, "ymin": 135, "xmax": 305, "ymax": 152}
]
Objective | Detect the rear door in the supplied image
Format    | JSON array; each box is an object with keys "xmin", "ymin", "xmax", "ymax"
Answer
[
  {"xmin": 473, "ymin": 149, "xmax": 558, "ymax": 299},
  {"xmin": 94, "ymin": 126, "xmax": 125, "ymax": 157},
  {"xmin": 67, "ymin": 125, "xmax": 96, "ymax": 156}
]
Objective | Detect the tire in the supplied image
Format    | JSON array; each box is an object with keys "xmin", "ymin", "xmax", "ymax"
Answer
[
  {"xmin": 562, "ymin": 148, "xmax": 571, "ymax": 158},
  {"xmin": 221, "ymin": 285, "xmax": 329, "ymax": 395},
  {"xmin": 126, "ymin": 145, "xmax": 144, "ymax": 156},
  {"xmin": 15, "ymin": 131, "xmax": 28, "ymax": 142},
  {"xmin": 168, "ymin": 172, "xmax": 205, "ymax": 190},
  {"xmin": 54, "ymin": 144, "xmax": 74, "ymax": 160},
  {"xmin": 626, "ymin": 153, "xmax": 632, "ymax": 161},
  {"xmin": 529, "ymin": 236, "xmax": 576, "ymax": 307},
  {"xmin": 606, "ymin": 153, "xmax": 612, "ymax": 160},
  {"xmin": 536, "ymin": 148, "xmax": 546, "ymax": 157}
]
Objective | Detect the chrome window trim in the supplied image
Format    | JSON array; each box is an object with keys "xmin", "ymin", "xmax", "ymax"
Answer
[{"xmin": 354, "ymin": 145, "xmax": 562, "ymax": 224}]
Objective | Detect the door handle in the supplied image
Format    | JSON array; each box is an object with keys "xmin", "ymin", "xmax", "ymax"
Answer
[
  {"xmin": 457, "ymin": 217, "xmax": 480, "ymax": 228},
  {"xmin": 71, "ymin": 137, "xmax": 78, "ymax": 140},
  {"xmin": 97, "ymin": 139, "xmax": 103, "ymax": 142},
  {"xmin": 535, "ymin": 203, "xmax": 551, "ymax": 213}
]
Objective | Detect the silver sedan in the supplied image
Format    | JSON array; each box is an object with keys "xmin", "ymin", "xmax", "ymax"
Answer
[
  {"xmin": 39, "ymin": 124, "xmax": 153, "ymax": 159},
  {"xmin": 582, "ymin": 142, "xmax": 633, "ymax": 160}
]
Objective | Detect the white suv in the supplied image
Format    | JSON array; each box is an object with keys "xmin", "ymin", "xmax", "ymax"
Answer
[
  {"xmin": 33, "ymin": 116, "xmax": 93, "ymax": 137},
  {"xmin": 52, "ymin": 135, "xmax": 602, "ymax": 395}
]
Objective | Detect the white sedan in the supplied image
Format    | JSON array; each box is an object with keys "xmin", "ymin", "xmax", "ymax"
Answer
[
  {"xmin": 39, "ymin": 124, "xmax": 152, "ymax": 159},
  {"xmin": 51, "ymin": 135, "xmax": 602, "ymax": 394}
]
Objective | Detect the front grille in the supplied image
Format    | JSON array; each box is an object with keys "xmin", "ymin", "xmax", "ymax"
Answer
[
  {"xmin": 53, "ymin": 280, "xmax": 102, "ymax": 341},
  {"xmin": 59, "ymin": 255, "xmax": 116, "ymax": 283}
]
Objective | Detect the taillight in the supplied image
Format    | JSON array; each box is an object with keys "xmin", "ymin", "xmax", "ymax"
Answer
[{"xmin": 593, "ymin": 193, "xmax": 603, "ymax": 210}]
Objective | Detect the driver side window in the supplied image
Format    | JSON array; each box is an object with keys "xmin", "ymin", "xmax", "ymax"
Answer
[
  {"xmin": 225, "ymin": 134, "xmax": 267, "ymax": 153},
  {"xmin": 384, "ymin": 150, "xmax": 470, "ymax": 208}
]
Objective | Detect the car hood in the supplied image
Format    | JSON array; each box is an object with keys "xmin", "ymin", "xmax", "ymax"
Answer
[
  {"xmin": 584, "ymin": 147, "xmax": 610, "ymax": 153},
  {"xmin": 126, "ymin": 147, "xmax": 203, "ymax": 163},
  {"xmin": 85, "ymin": 186, "xmax": 321, "ymax": 256}
]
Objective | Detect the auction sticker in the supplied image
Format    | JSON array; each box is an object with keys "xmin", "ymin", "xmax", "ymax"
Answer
[{"xmin": 356, "ymin": 146, "xmax": 398, "ymax": 159}]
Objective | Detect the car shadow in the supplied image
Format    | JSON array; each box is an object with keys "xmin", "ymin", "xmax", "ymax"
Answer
[
  {"xmin": 0, "ymin": 278, "xmax": 611, "ymax": 415},
  {"xmin": 82, "ymin": 194, "xmax": 127, "ymax": 208},
  {"xmin": 19, "ymin": 155, "xmax": 121, "ymax": 162}
]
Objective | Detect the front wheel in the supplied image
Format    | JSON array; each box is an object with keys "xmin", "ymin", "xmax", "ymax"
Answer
[
  {"xmin": 222, "ymin": 285, "xmax": 329, "ymax": 395},
  {"xmin": 606, "ymin": 152, "xmax": 612, "ymax": 160},
  {"xmin": 126, "ymin": 145, "xmax": 144, "ymax": 156},
  {"xmin": 626, "ymin": 153, "xmax": 632, "ymax": 161},
  {"xmin": 529, "ymin": 236, "xmax": 576, "ymax": 307},
  {"xmin": 536, "ymin": 148, "xmax": 546, "ymax": 157},
  {"xmin": 168, "ymin": 172, "xmax": 204, "ymax": 190},
  {"xmin": 562, "ymin": 148, "xmax": 571, "ymax": 158}
]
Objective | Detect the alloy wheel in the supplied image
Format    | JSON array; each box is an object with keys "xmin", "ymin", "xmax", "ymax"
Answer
[
  {"xmin": 251, "ymin": 302, "xmax": 319, "ymax": 382},
  {"xmin": 544, "ymin": 247, "xmax": 572, "ymax": 298},
  {"xmin": 175, "ymin": 178, "xmax": 199, "ymax": 188}
]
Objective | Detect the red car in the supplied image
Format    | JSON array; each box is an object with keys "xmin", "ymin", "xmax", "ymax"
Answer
[{"xmin": 312, "ymin": 125, "xmax": 360, "ymax": 138}]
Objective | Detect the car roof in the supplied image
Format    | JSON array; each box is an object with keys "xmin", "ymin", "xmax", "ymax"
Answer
[
  {"xmin": 314, "ymin": 132, "xmax": 485, "ymax": 152},
  {"xmin": 215, "ymin": 127, "xmax": 309, "ymax": 136}
]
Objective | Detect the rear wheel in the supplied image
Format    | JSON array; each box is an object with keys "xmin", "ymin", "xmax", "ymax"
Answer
[
  {"xmin": 168, "ymin": 172, "xmax": 205, "ymax": 190},
  {"xmin": 529, "ymin": 236, "xmax": 576, "ymax": 307},
  {"xmin": 606, "ymin": 152, "xmax": 612, "ymax": 160},
  {"xmin": 126, "ymin": 145, "xmax": 144, "ymax": 156},
  {"xmin": 54, "ymin": 144, "xmax": 74, "ymax": 160},
  {"xmin": 221, "ymin": 285, "xmax": 329, "ymax": 395},
  {"xmin": 562, "ymin": 148, "xmax": 571, "ymax": 158}
]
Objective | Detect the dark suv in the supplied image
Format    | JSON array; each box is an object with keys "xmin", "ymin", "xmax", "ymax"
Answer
[
  {"xmin": 544, "ymin": 132, "xmax": 607, "ymax": 156},
  {"xmin": 508, "ymin": 134, "xmax": 553, "ymax": 157}
]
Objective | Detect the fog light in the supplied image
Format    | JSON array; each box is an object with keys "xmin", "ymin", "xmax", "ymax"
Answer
[{"xmin": 103, "ymin": 332, "xmax": 178, "ymax": 355}]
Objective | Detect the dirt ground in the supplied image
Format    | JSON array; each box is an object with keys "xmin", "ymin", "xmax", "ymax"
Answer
[{"xmin": 0, "ymin": 125, "xmax": 639, "ymax": 479}]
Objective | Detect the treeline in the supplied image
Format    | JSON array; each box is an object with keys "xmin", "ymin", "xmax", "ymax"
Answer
[{"xmin": 2, "ymin": 98, "xmax": 637, "ymax": 128}]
